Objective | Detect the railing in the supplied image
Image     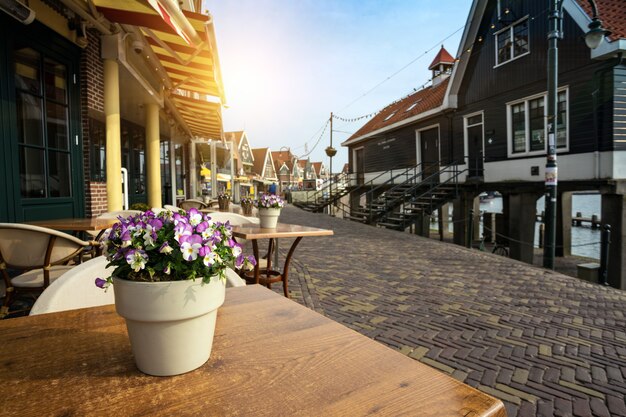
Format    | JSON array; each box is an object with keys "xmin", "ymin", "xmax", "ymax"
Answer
[{"xmin": 365, "ymin": 161, "xmax": 467, "ymax": 225}]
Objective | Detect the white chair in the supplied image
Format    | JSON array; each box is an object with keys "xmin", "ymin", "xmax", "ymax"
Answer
[
  {"xmin": 30, "ymin": 256, "xmax": 115, "ymax": 315},
  {"xmin": 30, "ymin": 256, "xmax": 246, "ymax": 315},
  {"xmin": 224, "ymin": 268, "xmax": 246, "ymax": 287},
  {"xmin": 164, "ymin": 204, "xmax": 181, "ymax": 212},
  {"xmin": 0, "ymin": 223, "xmax": 95, "ymax": 318}
]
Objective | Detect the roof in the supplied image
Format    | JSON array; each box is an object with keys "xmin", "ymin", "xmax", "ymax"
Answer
[
  {"xmin": 271, "ymin": 150, "xmax": 295, "ymax": 173},
  {"xmin": 224, "ymin": 131, "xmax": 245, "ymax": 147},
  {"xmin": 251, "ymin": 148, "xmax": 268, "ymax": 177},
  {"xmin": 577, "ymin": 0, "xmax": 625, "ymax": 40},
  {"xmin": 428, "ymin": 46, "xmax": 455, "ymax": 70},
  {"xmin": 311, "ymin": 162, "xmax": 323, "ymax": 176},
  {"xmin": 343, "ymin": 77, "xmax": 449, "ymax": 145}
]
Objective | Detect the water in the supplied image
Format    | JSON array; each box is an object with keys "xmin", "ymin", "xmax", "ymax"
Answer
[
  {"xmin": 481, "ymin": 194, "xmax": 601, "ymax": 259},
  {"xmin": 432, "ymin": 194, "xmax": 601, "ymax": 259}
]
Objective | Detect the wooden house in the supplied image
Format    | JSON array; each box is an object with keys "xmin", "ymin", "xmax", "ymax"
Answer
[{"xmin": 341, "ymin": 0, "xmax": 626, "ymax": 288}]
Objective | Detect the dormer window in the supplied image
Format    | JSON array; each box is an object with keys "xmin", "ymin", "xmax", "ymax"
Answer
[{"xmin": 495, "ymin": 17, "xmax": 529, "ymax": 66}]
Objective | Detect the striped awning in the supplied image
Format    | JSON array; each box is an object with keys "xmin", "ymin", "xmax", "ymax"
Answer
[{"xmin": 94, "ymin": 0, "xmax": 224, "ymax": 138}]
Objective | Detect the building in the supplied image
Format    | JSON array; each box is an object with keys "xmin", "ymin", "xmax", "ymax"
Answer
[
  {"xmin": 251, "ymin": 148, "xmax": 278, "ymax": 194},
  {"xmin": 0, "ymin": 0, "xmax": 225, "ymax": 221},
  {"xmin": 342, "ymin": 0, "xmax": 626, "ymax": 288}
]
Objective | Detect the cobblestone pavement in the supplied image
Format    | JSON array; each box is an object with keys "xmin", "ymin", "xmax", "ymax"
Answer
[{"xmin": 263, "ymin": 206, "xmax": 626, "ymax": 417}]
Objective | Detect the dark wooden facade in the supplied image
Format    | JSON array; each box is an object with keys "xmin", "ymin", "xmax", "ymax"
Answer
[{"xmin": 345, "ymin": 0, "xmax": 625, "ymax": 182}]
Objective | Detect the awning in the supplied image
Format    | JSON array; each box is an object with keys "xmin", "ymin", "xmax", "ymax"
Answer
[
  {"xmin": 216, "ymin": 173, "xmax": 231, "ymax": 182},
  {"xmin": 94, "ymin": 0, "xmax": 224, "ymax": 138}
]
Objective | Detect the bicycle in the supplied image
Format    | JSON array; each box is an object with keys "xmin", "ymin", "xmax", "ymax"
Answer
[{"xmin": 477, "ymin": 234, "xmax": 509, "ymax": 257}]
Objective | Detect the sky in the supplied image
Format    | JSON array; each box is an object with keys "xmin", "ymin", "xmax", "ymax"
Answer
[{"xmin": 205, "ymin": 0, "xmax": 472, "ymax": 170}]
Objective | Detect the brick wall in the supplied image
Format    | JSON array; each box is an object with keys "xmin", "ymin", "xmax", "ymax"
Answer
[
  {"xmin": 81, "ymin": 29, "xmax": 106, "ymax": 217},
  {"xmin": 85, "ymin": 182, "xmax": 108, "ymax": 216}
]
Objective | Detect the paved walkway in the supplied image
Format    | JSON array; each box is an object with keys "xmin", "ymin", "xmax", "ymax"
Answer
[{"xmin": 267, "ymin": 206, "xmax": 626, "ymax": 417}]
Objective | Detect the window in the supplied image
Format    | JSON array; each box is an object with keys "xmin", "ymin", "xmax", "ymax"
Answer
[
  {"xmin": 495, "ymin": 18, "xmax": 529, "ymax": 66},
  {"xmin": 15, "ymin": 46, "xmax": 72, "ymax": 199},
  {"xmin": 405, "ymin": 99, "xmax": 422, "ymax": 112},
  {"xmin": 383, "ymin": 111, "xmax": 396, "ymax": 121},
  {"xmin": 508, "ymin": 90, "xmax": 568, "ymax": 156},
  {"xmin": 90, "ymin": 118, "xmax": 106, "ymax": 181}
]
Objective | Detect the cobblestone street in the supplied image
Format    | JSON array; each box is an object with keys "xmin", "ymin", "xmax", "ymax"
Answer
[{"xmin": 266, "ymin": 206, "xmax": 626, "ymax": 417}]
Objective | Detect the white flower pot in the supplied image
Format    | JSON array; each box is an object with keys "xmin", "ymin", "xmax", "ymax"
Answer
[
  {"xmin": 113, "ymin": 276, "xmax": 225, "ymax": 376},
  {"xmin": 258, "ymin": 207, "xmax": 281, "ymax": 228}
]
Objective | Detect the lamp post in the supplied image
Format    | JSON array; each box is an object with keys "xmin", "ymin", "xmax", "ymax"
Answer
[
  {"xmin": 325, "ymin": 112, "xmax": 337, "ymax": 216},
  {"xmin": 543, "ymin": 0, "xmax": 610, "ymax": 269}
]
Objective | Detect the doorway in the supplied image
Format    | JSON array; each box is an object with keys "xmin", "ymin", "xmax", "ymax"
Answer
[
  {"xmin": 465, "ymin": 112, "xmax": 484, "ymax": 178},
  {"xmin": 417, "ymin": 126, "xmax": 440, "ymax": 183},
  {"xmin": 354, "ymin": 147, "xmax": 364, "ymax": 185}
]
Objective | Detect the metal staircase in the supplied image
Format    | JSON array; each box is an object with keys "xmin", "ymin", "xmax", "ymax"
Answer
[
  {"xmin": 350, "ymin": 162, "xmax": 467, "ymax": 231},
  {"xmin": 293, "ymin": 172, "xmax": 352, "ymax": 212}
]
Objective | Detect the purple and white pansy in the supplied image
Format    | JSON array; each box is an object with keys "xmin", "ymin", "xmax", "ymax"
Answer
[{"xmin": 95, "ymin": 208, "xmax": 256, "ymax": 289}]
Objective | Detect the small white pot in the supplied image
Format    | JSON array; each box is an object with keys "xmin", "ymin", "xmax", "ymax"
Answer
[
  {"xmin": 113, "ymin": 276, "xmax": 225, "ymax": 376},
  {"xmin": 258, "ymin": 207, "xmax": 281, "ymax": 228}
]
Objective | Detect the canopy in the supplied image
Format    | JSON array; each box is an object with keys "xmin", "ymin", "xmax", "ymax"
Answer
[{"xmin": 94, "ymin": 0, "xmax": 224, "ymax": 138}]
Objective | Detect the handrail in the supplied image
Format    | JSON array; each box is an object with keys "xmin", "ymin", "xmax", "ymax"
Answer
[{"xmin": 370, "ymin": 160, "xmax": 466, "ymax": 224}]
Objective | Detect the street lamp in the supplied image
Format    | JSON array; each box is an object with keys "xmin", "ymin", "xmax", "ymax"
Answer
[{"xmin": 543, "ymin": 0, "xmax": 610, "ymax": 269}]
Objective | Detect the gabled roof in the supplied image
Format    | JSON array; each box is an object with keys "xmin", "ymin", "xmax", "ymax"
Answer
[
  {"xmin": 251, "ymin": 148, "xmax": 268, "ymax": 177},
  {"xmin": 272, "ymin": 150, "xmax": 295, "ymax": 174},
  {"xmin": 342, "ymin": 78, "xmax": 449, "ymax": 146},
  {"xmin": 224, "ymin": 131, "xmax": 245, "ymax": 147},
  {"xmin": 311, "ymin": 162, "xmax": 323, "ymax": 176},
  {"xmin": 428, "ymin": 46, "xmax": 455, "ymax": 70}
]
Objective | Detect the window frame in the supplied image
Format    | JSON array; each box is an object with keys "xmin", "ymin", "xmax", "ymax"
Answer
[
  {"xmin": 493, "ymin": 16, "xmax": 530, "ymax": 67},
  {"xmin": 506, "ymin": 88, "xmax": 569, "ymax": 158}
]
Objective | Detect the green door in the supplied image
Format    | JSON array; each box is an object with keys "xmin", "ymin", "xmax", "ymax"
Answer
[{"xmin": 0, "ymin": 16, "xmax": 84, "ymax": 222}]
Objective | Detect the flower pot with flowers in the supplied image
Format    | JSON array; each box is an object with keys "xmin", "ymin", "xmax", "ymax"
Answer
[
  {"xmin": 217, "ymin": 193, "xmax": 230, "ymax": 210},
  {"xmin": 240, "ymin": 197, "xmax": 254, "ymax": 216},
  {"xmin": 255, "ymin": 193, "xmax": 285, "ymax": 229},
  {"xmin": 95, "ymin": 209, "xmax": 255, "ymax": 376}
]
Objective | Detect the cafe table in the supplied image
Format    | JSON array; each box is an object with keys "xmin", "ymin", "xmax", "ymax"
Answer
[
  {"xmin": 0, "ymin": 285, "xmax": 505, "ymax": 416},
  {"xmin": 232, "ymin": 223, "xmax": 333, "ymax": 297},
  {"xmin": 26, "ymin": 217, "xmax": 118, "ymax": 233}
]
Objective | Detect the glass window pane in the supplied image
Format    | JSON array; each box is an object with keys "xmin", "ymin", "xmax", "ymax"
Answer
[
  {"xmin": 557, "ymin": 91, "xmax": 567, "ymax": 148},
  {"xmin": 175, "ymin": 144, "xmax": 184, "ymax": 197},
  {"xmin": 14, "ymin": 47, "xmax": 40, "ymax": 94},
  {"xmin": 90, "ymin": 118, "xmax": 106, "ymax": 181},
  {"xmin": 46, "ymin": 101, "xmax": 69, "ymax": 150},
  {"xmin": 529, "ymin": 97, "xmax": 545, "ymax": 151},
  {"xmin": 467, "ymin": 114, "xmax": 482, "ymax": 126},
  {"xmin": 48, "ymin": 151, "xmax": 71, "ymax": 197},
  {"xmin": 513, "ymin": 20, "xmax": 529, "ymax": 57},
  {"xmin": 497, "ymin": 30, "xmax": 512, "ymax": 64},
  {"xmin": 511, "ymin": 103, "xmax": 526, "ymax": 153},
  {"xmin": 44, "ymin": 58, "xmax": 67, "ymax": 104},
  {"xmin": 16, "ymin": 92, "xmax": 44, "ymax": 146},
  {"xmin": 19, "ymin": 147, "xmax": 46, "ymax": 198}
]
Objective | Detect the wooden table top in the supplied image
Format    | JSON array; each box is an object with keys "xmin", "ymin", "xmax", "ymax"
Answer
[
  {"xmin": 232, "ymin": 223, "xmax": 334, "ymax": 240},
  {"xmin": 0, "ymin": 286, "xmax": 505, "ymax": 416},
  {"xmin": 26, "ymin": 217, "xmax": 118, "ymax": 231}
]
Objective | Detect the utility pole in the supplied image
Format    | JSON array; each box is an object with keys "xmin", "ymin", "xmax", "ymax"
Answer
[
  {"xmin": 325, "ymin": 112, "xmax": 337, "ymax": 216},
  {"xmin": 543, "ymin": 0, "xmax": 561, "ymax": 269}
]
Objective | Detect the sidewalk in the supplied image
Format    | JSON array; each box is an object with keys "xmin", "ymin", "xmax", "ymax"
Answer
[{"xmin": 274, "ymin": 206, "xmax": 626, "ymax": 417}]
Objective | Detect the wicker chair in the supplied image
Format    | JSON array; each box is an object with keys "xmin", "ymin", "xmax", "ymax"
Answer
[
  {"xmin": 179, "ymin": 199, "xmax": 208, "ymax": 210},
  {"xmin": 0, "ymin": 223, "xmax": 96, "ymax": 318}
]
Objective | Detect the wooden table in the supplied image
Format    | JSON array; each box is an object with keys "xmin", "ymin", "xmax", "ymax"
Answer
[
  {"xmin": 27, "ymin": 217, "xmax": 118, "ymax": 233},
  {"xmin": 232, "ymin": 223, "xmax": 333, "ymax": 297},
  {"xmin": 0, "ymin": 285, "xmax": 505, "ymax": 416}
]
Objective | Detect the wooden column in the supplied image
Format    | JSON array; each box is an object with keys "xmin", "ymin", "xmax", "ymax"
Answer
[
  {"xmin": 145, "ymin": 102, "xmax": 161, "ymax": 208},
  {"xmin": 104, "ymin": 58, "xmax": 122, "ymax": 211}
]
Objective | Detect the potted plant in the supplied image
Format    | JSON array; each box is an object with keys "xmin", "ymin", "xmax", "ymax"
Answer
[
  {"xmin": 240, "ymin": 197, "xmax": 254, "ymax": 216},
  {"xmin": 217, "ymin": 193, "xmax": 230, "ymax": 210},
  {"xmin": 95, "ymin": 209, "xmax": 255, "ymax": 376},
  {"xmin": 255, "ymin": 193, "xmax": 285, "ymax": 228}
]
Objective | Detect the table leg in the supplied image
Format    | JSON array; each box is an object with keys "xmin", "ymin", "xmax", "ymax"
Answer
[
  {"xmin": 281, "ymin": 237, "xmax": 302, "ymax": 298},
  {"xmin": 251, "ymin": 239, "xmax": 260, "ymax": 284}
]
